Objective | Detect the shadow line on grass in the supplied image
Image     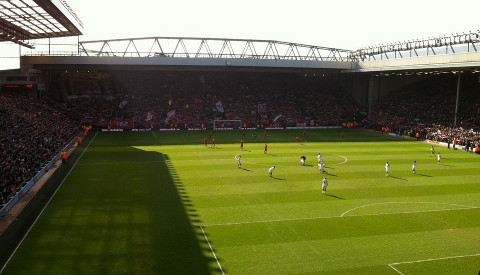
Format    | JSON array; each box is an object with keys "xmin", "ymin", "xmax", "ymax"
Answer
[
  {"xmin": 161, "ymin": 153, "xmax": 223, "ymax": 274},
  {"xmin": 326, "ymin": 194, "xmax": 346, "ymax": 200},
  {"xmin": 416, "ymin": 174, "xmax": 432, "ymax": 177},
  {"xmin": 390, "ymin": 176, "xmax": 407, "ymax": 181}
]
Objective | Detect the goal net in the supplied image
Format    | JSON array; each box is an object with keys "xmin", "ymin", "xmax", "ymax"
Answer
[{"xmin": 213, "ymin": 120, "xmax": 243, "ymax": 130}]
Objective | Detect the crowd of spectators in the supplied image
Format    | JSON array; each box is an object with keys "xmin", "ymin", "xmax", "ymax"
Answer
[
  {"xmin": 4, "ymin": 71, "xmax": 479, "ymax": 208},
  {"xmin": 1, "ymin": 70, "xmax": 361, "ymax": 208},
  {"xmin": 363, "ymin": 74, "xmax": 480, "ymax": 149},
  {"xmin": 0, "ymin": 93, "xmax": 81, "ymax": 207},
  {"xmin": 60, "ymin": 70, "xmax": 359, "ymax": 129}
]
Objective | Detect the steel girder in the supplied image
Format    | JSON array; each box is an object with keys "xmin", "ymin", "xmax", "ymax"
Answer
[
  {"xmin": 350, "ymin": 31, "xmax": 480, "ymax": 61},
  {"xmin": 78, "ymin": 37, "xmax": 352, "ymax": 61},
  {"xmin": 0, "ymin": 0, "xmax": 83, "ymax": 48}
]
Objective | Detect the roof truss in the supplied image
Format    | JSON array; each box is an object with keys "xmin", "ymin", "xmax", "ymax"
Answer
[{"xmin": 0, "ymin": 0, "xmax": 83, "ymax": 48}]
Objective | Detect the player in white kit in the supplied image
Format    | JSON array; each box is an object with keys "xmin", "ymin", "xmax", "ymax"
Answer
[
  {"xmin": 300, "ymin": 156, "xmax": 306, "ymax": 166},
  {"xmin": 317, "ymin": 153, "xmax": 322, "ymax": 163},
  {"xmin": 322, "ymin": 177, "xmax": 328, "ymax": 195},
  {"xmin": 269, "ymin": 166, "xmax": 275, "ymax": 177},
  {"xmin": 318, "ymin": 160, "xmax": 325, "ymax": 173}
]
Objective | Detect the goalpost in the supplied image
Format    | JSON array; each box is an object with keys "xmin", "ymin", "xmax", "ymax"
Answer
[{"xmin": 213, "ymin": 120, "xmax": 243, "ymax": 130}]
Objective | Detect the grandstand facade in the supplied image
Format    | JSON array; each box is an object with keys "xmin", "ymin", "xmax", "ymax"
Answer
[{"xmin": 3, "ymin": 31, "xmax": 478, "ymax": 113}]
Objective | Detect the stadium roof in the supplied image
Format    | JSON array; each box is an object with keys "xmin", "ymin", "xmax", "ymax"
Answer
[{"xmin": 0, "ymin": 0, "xmax": 83, "ymax": 48}]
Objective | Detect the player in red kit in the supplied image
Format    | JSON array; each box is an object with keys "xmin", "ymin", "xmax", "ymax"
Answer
[
  {"xmin": 242, "ymin": 130, "xmax": 246, "ymax": 138},
  {"xmin": 263, "ymin": 130, "xmax": 267, "ymax": 139},
  {"xmin": 296, "ymin": 136, "xmax": 300, "ymax": 144},
  {"xmin": 204, "ymin": 137, "xmax": 208, "ymax": 147},
  {"xmin": 212, "ymin": 137, "xmax": 216, "ymax": 148},
  {"xmin": 341, "ymin": 132, "xmax": 344, "ymax": 140},
  {"xmin": 264, "ymin": 143, "xmax": 268, "ymax": 154},
  {"xmin": 303, "ymin": 130, "xmax": 307, "ymax": 142},
  {"xmin": 209, "ymin": 132, "xmax": 212, "ymax": 139},
  {"xmin": 240, "ymin": 140, "xmax": 244, "ymax": 150}
]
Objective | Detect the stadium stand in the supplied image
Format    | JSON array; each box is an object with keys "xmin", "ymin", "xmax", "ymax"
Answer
[
  {"xmin": 0, "ymin": 93, "xmax": 80, "ymax": 207},
  {"xmin": 3, "ymin": 69, "xmax": 480, "ymax": 209},
  {"xmin": 54, "ymin": 70, "xmax": 359, "ymax": 129},
  {"xmin": 363, "ymin": 74, "xmax": 480, "ymax": 148}
]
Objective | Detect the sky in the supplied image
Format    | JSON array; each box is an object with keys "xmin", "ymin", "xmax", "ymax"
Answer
[
  {"xmin": 1, "ymin": 0, "xmax": 480, "ymax": 69},
  {"xmin": 67, "ymin": 0, "xmax": 480, "ymax": 49}
]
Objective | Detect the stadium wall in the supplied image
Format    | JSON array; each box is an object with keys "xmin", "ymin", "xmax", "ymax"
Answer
[
  {"xmin": 368, "ymin": 74, "xmax": 428, "ymax": 103},
  {"xmin": 337, "ymin": 73, "xmax": 370, "ymax": 106},
  {"xmin": 355, "ymin": 52, "xmax": 480, "ymax": 72},
  {"xmin": 21, "ymin": 56, "xmax": 355, "ymax": 71}
]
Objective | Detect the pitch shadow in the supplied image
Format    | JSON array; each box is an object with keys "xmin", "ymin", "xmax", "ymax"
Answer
[
  {"xmin": 326, "ymin": 194, "xmax": 346, "ymax": 200},
  {"xmin": 390, "ymin": 176, "xmax": 407, "ymax": 181}
]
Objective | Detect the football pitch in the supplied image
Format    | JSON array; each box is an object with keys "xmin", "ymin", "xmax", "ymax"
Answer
[{"xmin": 2, "ymin": 129, "xmax": 480, "ymax": 274}]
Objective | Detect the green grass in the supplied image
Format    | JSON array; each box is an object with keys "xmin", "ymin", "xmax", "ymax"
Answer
[{"xmin": 2, "ymin": 129, "xmax": 480, "ymax": 274}]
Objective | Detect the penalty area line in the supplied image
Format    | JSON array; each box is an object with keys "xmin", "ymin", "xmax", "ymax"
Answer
[
  {"xmin": 388, "ymin": 253, "xmax": 480, "ymax": 274},
  {"xmin": 388, "ymin": 264, "xmax": 405, "ymax": 275},
  {"xmin": 200, "ymin": 226, "xmax": 225, "ymax": 275},
  {"xmin": 202, "ymin": 206, "xmax": 480, "ymax": 227},
  {"xmin": 340, "ymin": 201, "xmax": 478, "ymax": 217}
]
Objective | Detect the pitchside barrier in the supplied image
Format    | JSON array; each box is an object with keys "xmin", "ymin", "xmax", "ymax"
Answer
[
  {"xmin": 0, "ymin": 131, "xmax": 83, "ymax": 218},
  {"xmin": 286, "ymin": 126, "xmax": 341, "ymax": 129},
  {"xmin": 102, "ymin": 126, "xmax": 345, "ymax": 131},
  {"xmin": 381, "ymin": 130, "xmax": 478, "ymax": 152}
]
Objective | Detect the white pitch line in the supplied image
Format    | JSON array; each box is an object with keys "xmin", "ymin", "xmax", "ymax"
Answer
[
  {"xmin": 327, "ymin": 153, "xmax": 348, "ymax": 165},
  {"xmin": 340, "ymin": 201, "xmax": 477, "ymax": 217},
  {"xmin": 200, "ymin": 226, "xmax": 225, "ymax": 275},
  {"xmin": 234, "ymin": 153, "xmax": 272, "ymax": 167},
  {"xmin": 0, "ymin": 132, "xmax": 98, "ymax": 274},
  {"xmin": 388, "ymin": 253, "xmax": 480, "ymax": 274},
  {"xmin": 242, "ymin": 161, "xmax": 271, "ymax": 167},
  {"xmin": 204, "ymin": 215, "xmax": 340, "ymax": 227},
  {"xmin": 390, "ymin": 253, "xmax": 480, "ymax": 265},
  {"xmin": 388, "ymin": 264, "xmax": 406, "ymax": 275},
  {"xmin": 202, "ymin": 206, "xmax": 480, "ymax": 227},
  {"xmin": 234, "ymin": 151, "xmax": 347, "ymax": 167},
  {"xmin": 152, "ymin": 131, "xmax": 157, "ymax": 138}
]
